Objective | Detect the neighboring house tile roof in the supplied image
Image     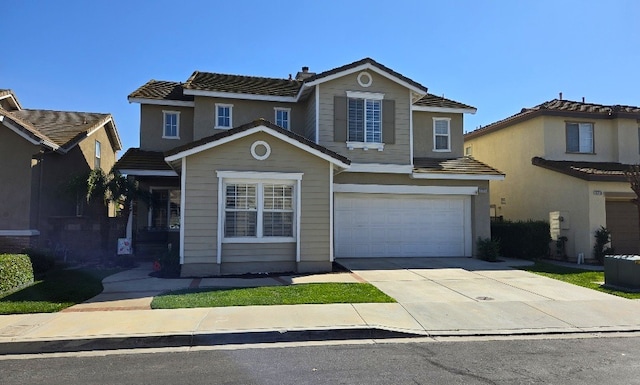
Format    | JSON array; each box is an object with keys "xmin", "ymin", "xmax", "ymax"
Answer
[
  {"xmin": 165, "ymin": 118, "xmax": 351, "ymax": 165},
  {"xmin": 183, "ymin": 72, "xmax": 302, "ymax": 97},
  {"xmin": 465, "ymin": 98, "xmax": 640, "ymax": 140},
  {"xmin": 1, "ymin": 108, "xmax": 120, "ymax": 151},
  {"xmin": 128, "ymin": 80, "xmax": 194, "ymax": 101},
  {"xmin": 413, "ymin": 157, "xmax": 504, "ymax": 175},
  {"xmin": 531, "ymin": 157, "xmax": 632, "ymax": 182},
  {"xmin": 115, "ymin": 148, "xmax": 174, "ymax": 171},
  {"xmin": 414, "ymin": 93, "xmax": 476, "ymax": 110}
]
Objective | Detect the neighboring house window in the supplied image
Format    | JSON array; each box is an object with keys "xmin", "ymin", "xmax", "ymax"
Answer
[
  {"xmin": 95, "ymin": 140, "xmax": 101, "ymax": 169},
  {"xmin": 215, "ymin": 103, "xmax": 233, "ymax": 129},
  {"xmin": 224, "ymin": 182, "xmax": 294, "ymax": 239},
  {"xmin": 433, "ymin": 118, "xmax": 451, "ymax": 152},
  {"xmin": 274, "ymin": 107, "xmax": 290, "ymax": 130},
  {"xmin": 566, "ymin": 122, "xmax": 594, "ymax": 153},
  {"xmin": 465, "ymin": 146, "xmax": 472, "ymax": 156},
  {"xmin": 149, "ymin": 189, "xmax": 181, "ymax": 230},
  {"xmin": 163, "ymin": 111, "xmax": 180, "ymax": 139}
]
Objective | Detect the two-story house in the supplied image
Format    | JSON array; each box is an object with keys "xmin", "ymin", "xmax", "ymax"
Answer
[
  {"xmin": 0, "ymin": 89, "xmax": 122, "ymax": 254},
  {"xmin": 119, "ymin": 58, "xmax": 504, "ymax": 276},
  {"xmin": 464, "ymin": 97, "xmax": 640, "ymax": 261}
]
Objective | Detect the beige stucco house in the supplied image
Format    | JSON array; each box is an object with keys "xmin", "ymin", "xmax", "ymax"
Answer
[
  {"xmin": 119, "ymin": 58, "xmax": 504, "ymax": 276},
  {"xmin": 464, "ymin": 97, "xmax": 640, "ymax": 261},
  {"xmin": 0, "ymin": 89, "xmax": 122, "ymax": 253}
]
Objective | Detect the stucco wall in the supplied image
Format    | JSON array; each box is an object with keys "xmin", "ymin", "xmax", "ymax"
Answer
[
  {"xmin": 139, "ymin": 104, "xmax": 195, "ymax": 152},
  {"xmin": 317, "ymin": 71, "xmax": 412, "ymax": 164},
  {"xmin": 412, "ymin": 111, "xmax": 464, "ymax": 158},
  {"xmin": 0, "ymin": 128, "xmax": 37, "ymax": 230}
]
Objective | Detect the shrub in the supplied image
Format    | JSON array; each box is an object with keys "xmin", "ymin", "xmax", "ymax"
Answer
[
  {"xmin": 0, "ymin": 254, "xmax": 34, "ymax": 294},
  {"xmin": 491, "ymin": 220, "xmax": 551, "ymax": 260},
  {"xmin": 477, "ymin": 237, "xmax": 501, "ymax": 262},
  {"xmin": 593, "ymin": 226, "xmax": 615, "ymax": 264},
  {"xmin": 23, "ymin": 248, "xmax": 56, "ymax": 276},
  {"xmin": 157, "ymin": 249, "xmax": 181, "ymax": 277}
]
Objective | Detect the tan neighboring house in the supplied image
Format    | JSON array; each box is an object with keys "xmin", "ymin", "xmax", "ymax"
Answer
[
  {"xmin": 0, "ymin": 89, "xmax": 122, "ymax": 254},
  {"xmin": 118, "ymin": 58, "xmax": 504, "ymax": 276},
  {"xmin": 464, "ymin": 97, "xmax": 640, "ymax": 261}
]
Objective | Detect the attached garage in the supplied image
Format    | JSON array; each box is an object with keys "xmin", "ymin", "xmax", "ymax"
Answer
[
  {"xmin": 606, "ymin": 200, "xmax": 640, "ymax": 254},
  {"xmin": 334, "ymin": 191, "xmax": 472, "ymax": 258}
]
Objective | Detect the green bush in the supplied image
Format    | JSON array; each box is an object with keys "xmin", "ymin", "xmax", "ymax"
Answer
[
  {"xmin": 477, "ymin": 237, "xmax": 501, "ymax": 261},
  {"xmin": 0, "ymin": 254, "xmax": 34, "ymax": 294},
  {"xmin": 157, "ymin": 249, "xmax": 181, "ymax": 277},
  {"xmin": 593, "ymin": 226, "xmax": 615, "ymax": 264},
  {"xmin": 491, "ymin": 220, "xmax": 551, "ymax": 260},
  {"xmin": 23, "ymin": 248, "xmax": 56, "ymax": 276}
]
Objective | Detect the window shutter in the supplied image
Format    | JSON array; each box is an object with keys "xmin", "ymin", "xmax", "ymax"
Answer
[
  {"xmin": 382, "ymin": 99, "xmax": 395, "ymax": 144},
  {"xmin": 334, "ymin": 96, "xmax": 347, "ymax": 142}
]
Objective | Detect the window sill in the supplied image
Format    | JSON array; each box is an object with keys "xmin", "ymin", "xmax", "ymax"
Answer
[
  {"xmin": 162, "ymin": 136, "xmax": 180, "ymax": 140},
  {"xmin": 565, "ymin": 151, "xmax": 596, "ymax": 155},
  {"xmin": 433, "ymin": 148, "xmax": 451, "ymax": 152},
  {"xmin": 222, "ymin": 237, "xmax": 296, "ymax": 244},
  {"xmin": 214, "ymin": 125, "xmax": 232, "ymax": 130},
  {"xmin": 346, "ymin": 142, "xmax": 384, "ymax": 151}
]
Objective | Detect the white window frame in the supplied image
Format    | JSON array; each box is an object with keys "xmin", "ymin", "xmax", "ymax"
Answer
[
  {"xmin": 95, "ymin": 140, "xmax": 101, "ymax": 169},
  {"xmin": 566, "ymin": 122, "xmax": 594, "ymax": 154},
  {"xmin": 162, "ymin": 110, "xmax": 180, "ymax": 139},
  {"xmin": 215, "ymin": 103, "xmax": 234, "ymax": 129},
  {"xmin": 433, "ymin": 117, "xmax": 451, "ymax": 152},
  {"xmin": 274, "ymin": 107, "xmax": 291, "ymax": 130},
  {"xmin": 346, "ymin": 91, "xmax": 385, "ymax": 151}
]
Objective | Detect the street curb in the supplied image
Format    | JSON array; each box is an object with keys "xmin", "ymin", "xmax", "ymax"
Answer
[{"xmin": 0, "ymin": 328, "xmax": 421, "ymax": 355}]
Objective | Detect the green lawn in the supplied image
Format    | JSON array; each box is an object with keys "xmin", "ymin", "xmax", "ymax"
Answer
[
  {"xmin": 520, "ymin": 262, "xmax": 640, "ymax": 300},
  {"xmin": 0, "ymin": 268, "xmax": 121, "ymax": 314},
  {"xmin": 151, "ymin": 282, "xmax": 396, "ymax": 309}
]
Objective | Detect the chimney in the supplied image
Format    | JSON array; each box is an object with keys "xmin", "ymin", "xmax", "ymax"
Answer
[
  {"xmin": 295, "ymin": 66, "xmax": 316, "ymax": 81},
  {"xmin": 559, "ymin": 92, "xmax": 563, "ymax": 100},
  {"xmin": 582, "ymin": 96, "xmax": 585, "ymax": 103}
]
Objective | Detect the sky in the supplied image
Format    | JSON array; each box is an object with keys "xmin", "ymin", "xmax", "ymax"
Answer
[{"xmin": 3, "ymin": 0, "xmax": 639, "ymax": 154}]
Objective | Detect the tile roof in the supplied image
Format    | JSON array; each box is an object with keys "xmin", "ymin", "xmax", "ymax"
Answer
[
  {"xmin": 414, "ymin": 93, "xmax": 476, "ymax": 110},
  {"xmin": 413, "ymin": 157, "xmax": 504, "ymax": 175},
  {"xmin": 114, "ymin": 148, "xmax": 173, "ymax": 171},
  {"xmin": 183, "ymin": 72, "xmax": 301, "ymax": 97},
  {"xmin": 165, "ymin": 118, "xmax": 351, "ymax": 166},
  {"xmin": 128, "ymin": 80, "xmax": 194, "ymax": 101},
  {"xmin": 465, "ymin": 98, "xmax": 640, "ymax": 140},
  {"xmin": 531, "ymin": 157, "xmax": 632, "ymax": 182}
]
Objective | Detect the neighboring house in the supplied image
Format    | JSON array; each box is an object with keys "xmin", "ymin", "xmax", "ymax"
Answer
[
  {"xmin": 464, "ymin": 96, "xmax": 640, "ymax": 260},
  {"xmin": 0, "ymin": 89, "xmax": 122, "ymax": 254},
  {"xmin": 119, "ymin": 58, "xmax": 504, "ymax": 276}
]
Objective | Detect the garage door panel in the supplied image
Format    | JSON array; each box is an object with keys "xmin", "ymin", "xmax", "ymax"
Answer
[{"xmin": 334, "ymin": 193, "xmax": 470, "ymax": 258}]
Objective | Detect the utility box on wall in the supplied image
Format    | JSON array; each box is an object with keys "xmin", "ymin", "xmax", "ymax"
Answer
[{"xmin": 549, "ymin": 211, "xmax": 570, "ymax": 240}]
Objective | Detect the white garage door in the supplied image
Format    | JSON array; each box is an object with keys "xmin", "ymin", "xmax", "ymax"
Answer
[{"xmin": 334, "ymin": 193, "xmax": 471, "ymax": 258}]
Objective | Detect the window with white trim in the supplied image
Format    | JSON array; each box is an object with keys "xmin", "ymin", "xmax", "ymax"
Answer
[
  {"xmin": 566, "ymin": 122, "xmax": 594, "ymax": 153},
  {"xmin": 149, "ymin": 189, "xmax": 181, "ymax": 230},
  {"xmin": 274, "ymin": 108, "xmax": 290, "ymax": 130},
  {"xmin": 94, "ymin": 140, "xmax": 101, "ymax": 169},
  {"xmin": 348, "ymin": 97, "xmax": 382, "ymax": 143},
  {"xmin": 433, "ymin": 118, "xmax": 451, "ymax": 151},
  {"xmin": 224, "ymin": 182, "xmax": 294, "ymax": 239},
  {"xmin": 163, "ymin": 111, "xmax": 180, "ymax": 138},
  {"xmin": 215, "ymin": 104, "xmax": 233, "ymax": 129}
]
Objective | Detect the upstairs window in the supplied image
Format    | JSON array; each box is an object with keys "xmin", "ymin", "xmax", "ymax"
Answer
[
  {"xmin": 566, "ymin": 122, "xmax": 594, "ymax": 153},
  {"xmin": 348, "ymin": 95, "xmax": 382, "ymax": 143},
  {"xmin": 215, "ymin": 104, "xmax": 233, "ymax": 129},
  {"xmin": 95, "ymin": 140, "xmax": 101, "ymax": 169},
  {"xmin": 163, "ymin": 111, "xmax": 180, "ymax": 139},
  {"xmin": 433, "ymin": 118, "xmax": 451, "ymax": 152},
  {"xmin": 274, "ymin": 108, "xmax": 290, "ymax": 130}
]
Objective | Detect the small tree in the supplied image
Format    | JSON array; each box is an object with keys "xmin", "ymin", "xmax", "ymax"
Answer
[{"xmin": 625, "ymin": 164, "xmax": 640, "ymax": 244}]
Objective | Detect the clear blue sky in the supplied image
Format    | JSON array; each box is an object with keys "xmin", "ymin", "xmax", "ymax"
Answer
[{"xmin": 4, "ymin": 0, "xmax": 639, "ymax": 153}]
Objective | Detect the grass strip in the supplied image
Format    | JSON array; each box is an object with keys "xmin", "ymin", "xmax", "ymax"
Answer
[
  {"xmin": 520, "ymin": 261, "xmax": 640, "ymax": 300},
  {"xmin": 0, "ymin": 268, "xmax": 121, "ymax": 314},
  {"xmin": 152, "ymin": 282, "xmax": 396, "ymax": 309}
]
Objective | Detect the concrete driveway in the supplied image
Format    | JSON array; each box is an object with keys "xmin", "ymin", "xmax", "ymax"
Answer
[{"xmin": 338, "ymin": 257, "xmax": 640, "ymax": 335}]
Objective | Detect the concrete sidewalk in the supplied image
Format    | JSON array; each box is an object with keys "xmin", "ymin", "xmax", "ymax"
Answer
[{"xmin": 1, "ymin": 258, "xmax": 640, "ymax": 355}]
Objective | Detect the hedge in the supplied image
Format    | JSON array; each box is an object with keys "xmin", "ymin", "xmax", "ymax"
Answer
[
  {"xmin": 491, "ymin": 220, "xmax": 551, "ymax": 260},
  {"xmin": 0, "ymin": 254, "xmax": 34, "ymax": 294}
]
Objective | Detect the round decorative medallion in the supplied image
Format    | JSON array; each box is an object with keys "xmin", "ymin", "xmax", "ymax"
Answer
[
  {"xmin": 251, "ymin": 140, "xmax": 271, "ymax": 161},
  {"xmin": 357, "ymin": 71, "xmax": 373, "ymax": 87}
]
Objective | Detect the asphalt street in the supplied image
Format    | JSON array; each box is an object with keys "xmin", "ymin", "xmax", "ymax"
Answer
[{"xmin": 3, "ymin": 335, "xmax": 640, "ymax": 385}]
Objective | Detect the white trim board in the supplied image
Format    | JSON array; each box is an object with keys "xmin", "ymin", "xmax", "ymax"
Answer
[
  {"xmin": 333, "ymin": 184, "xmax": 478, "ymax": 195},
  {"xmin": 183, "ymin": 89, "xmax": 297, "ymax": 103},
  {"xmin": 345, "ymin": 163, "xmax": 412, "ymax": 174},
  {"xmin": 118, "ymin": 169, "xmax": 178, "ymax": 177},
  {"xmin": 0, "ymin": 230, "xmax": 40, "ymax": 236},
  {"xmin": 128, "ymin": 97, "xmax": 195, "ymax": 107},
  {"xmin": 412, "ymin": 106, "xmax": 477, "ymax": 114},
  {"xmin": 165, "ymin": 124, "xmax": 350, "ymax": 169},
  {"xmin": 216, "ymin": 171, "xmax": 303, "ymax": 180},
  {"xmin": 179, "ymin": 157, "xmax": 186, "ymax": 265},
  {"xmin": 411, "ymin": 173, "xmax": 505, "ymax": 181}
]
